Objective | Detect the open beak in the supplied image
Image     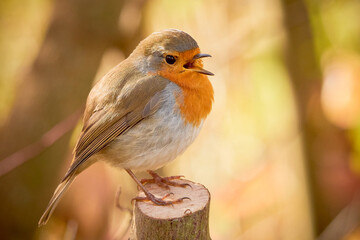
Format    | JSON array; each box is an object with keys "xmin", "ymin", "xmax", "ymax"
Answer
[{"xmin": 184, "ymin": 53, "xmax": 214, "ymax": 76}]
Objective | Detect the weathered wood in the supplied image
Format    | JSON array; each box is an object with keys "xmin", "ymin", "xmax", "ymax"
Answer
[{"xmin": 129, "ymin": 179, "xmax": 211, "ymax": 240}]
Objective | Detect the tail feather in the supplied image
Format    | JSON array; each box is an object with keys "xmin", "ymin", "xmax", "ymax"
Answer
[{"xmin": 38, "ymin": 173, "xmax": 76, "ymax": 226}]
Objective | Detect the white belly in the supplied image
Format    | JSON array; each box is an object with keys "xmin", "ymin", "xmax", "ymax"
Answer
[{"xmin": 100, "ymin": 83, "xmax": 203, "ymax": 171}]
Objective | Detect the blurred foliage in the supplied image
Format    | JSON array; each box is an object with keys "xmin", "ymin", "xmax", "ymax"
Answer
[
  {"xmin": 0, "ymin": 0, "xmax": 52, "ymax": 123},
  {"xmin": 1, "ymin": 0, "xmax": 360, "ymax": 239}
]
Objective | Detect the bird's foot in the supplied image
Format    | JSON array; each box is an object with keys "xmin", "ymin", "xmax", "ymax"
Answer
[
  {"xmin": 140, "ymin": 170, "xmax": 191, "ymax": 189},
  {"xmin": 125, "ymin": 169, "xmax": 191, "ymax": 206},
  {"xmin": 132, "ymin": 192, "xmax": 190, "ymax": 206}
]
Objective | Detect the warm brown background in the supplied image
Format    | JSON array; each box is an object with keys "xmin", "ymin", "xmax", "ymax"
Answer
[{"xmin": 1, "ymin": 0, "xmax": 360, "ymax": 239}]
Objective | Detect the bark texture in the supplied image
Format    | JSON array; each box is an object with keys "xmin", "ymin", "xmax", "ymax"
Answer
[{"xmin": 130, "ymin": 179, "xmax": 211, "ymax": 240}]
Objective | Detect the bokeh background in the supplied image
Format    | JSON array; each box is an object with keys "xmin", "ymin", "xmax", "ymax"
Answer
[{"xmin": 1, "ymin": 0, "xmax": 360, "ymax": 239}]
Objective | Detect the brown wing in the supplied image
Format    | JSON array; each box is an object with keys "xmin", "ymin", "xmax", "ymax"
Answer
[{"xmin": 63, "ymin": 75, "xmax": 169, "ymax": 180}]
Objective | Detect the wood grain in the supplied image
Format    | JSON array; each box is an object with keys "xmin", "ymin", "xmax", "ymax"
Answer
[{"xmin": 129, "ymin": 179, "xmax": 211, "ymax": 240}]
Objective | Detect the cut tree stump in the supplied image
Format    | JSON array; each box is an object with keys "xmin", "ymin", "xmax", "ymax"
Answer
[{"xmin": 129, "ymin": 179, "xmax": 211, "ymax": 240}]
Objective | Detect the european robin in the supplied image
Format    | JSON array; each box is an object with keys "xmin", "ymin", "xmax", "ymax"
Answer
[{"xmin": 38, "ymin": 29, "xmax": 214, "ymax": 226}]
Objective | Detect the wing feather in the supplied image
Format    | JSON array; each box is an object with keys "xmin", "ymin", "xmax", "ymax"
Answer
[{"xmin": 64, "ymin": 75, "xmax": 169, "ymax": 179}]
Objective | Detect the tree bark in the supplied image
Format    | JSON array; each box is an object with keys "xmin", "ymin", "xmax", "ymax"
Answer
[
  {"xmin": 130, "ymin": 179, "xmax": 211, "ymax": 240},
  {"xmin": 281, "ymin": 0, "xmax": 355, "ymax": 234}
]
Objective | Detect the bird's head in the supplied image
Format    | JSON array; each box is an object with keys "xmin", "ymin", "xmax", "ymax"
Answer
[{"xmin": 130, "ymin": 29, "xmax": 214, "ymax": 87}]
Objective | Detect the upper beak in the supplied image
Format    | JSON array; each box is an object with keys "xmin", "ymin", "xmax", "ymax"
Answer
[
  {"xmin": 185, "ymin": 53, "xmax": 214, "ymax": 76},
  {"xmin": 193, "ymin": 53, "xmax": 212, "ymax": 60}
]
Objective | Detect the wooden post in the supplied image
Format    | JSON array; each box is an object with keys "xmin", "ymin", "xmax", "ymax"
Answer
[{"xmin": 129, "ymin": 179, "xmax": 211, "ymax": 240}]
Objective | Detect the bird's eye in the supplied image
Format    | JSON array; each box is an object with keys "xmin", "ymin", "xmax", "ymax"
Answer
[{"xmin": 165, "ymin": 55, "xmax": 176, "ymax": 65}]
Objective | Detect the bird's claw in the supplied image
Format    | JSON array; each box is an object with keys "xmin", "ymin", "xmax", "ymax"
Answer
[
  {"xmin": 140, "ymin": 171, "xmax": 190, "ymax": 189},
  {"xmin": 132, "ymin": 192, "xmax": 190, "ymax": 206}
]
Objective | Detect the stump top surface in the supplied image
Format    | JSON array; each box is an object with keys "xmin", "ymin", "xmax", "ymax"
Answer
[{"xmin": 135, "ymin": 179, "xmax": 210, "ymax": 219}]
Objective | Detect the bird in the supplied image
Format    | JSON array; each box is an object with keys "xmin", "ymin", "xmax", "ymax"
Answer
[{"xmin": 38, "ymin": 29, "xmax": 214, "ymax": 226}]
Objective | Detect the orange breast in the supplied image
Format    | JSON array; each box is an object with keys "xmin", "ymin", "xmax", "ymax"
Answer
[
  {"xmin": 174, "ymin": 74, "xmax": 213, "ymax": 127},
  {"xmin": 158, "ymin": 48, "xmax": 214, "ymax": 127}
]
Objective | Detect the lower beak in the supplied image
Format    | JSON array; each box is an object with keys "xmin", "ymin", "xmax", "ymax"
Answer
[
  {"xmin": 185, "ymin": 53, "xmax": 214, "ymax": 76},
  {"xmin": 190, "ymin": 67, "xmax": 214, "ymax": 76}
]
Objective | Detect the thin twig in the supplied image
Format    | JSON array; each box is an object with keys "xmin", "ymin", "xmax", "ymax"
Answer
[
  {"xmin": 111, "ymin": 186, "xmax": 133, "ymax": 240},
  {"xmin": 317, "ymin": 192, "xmax": 360, "ymax": 240},
  {"xmin": 0, "ymin": 109, "xmax": 83, "ymax": 177}
]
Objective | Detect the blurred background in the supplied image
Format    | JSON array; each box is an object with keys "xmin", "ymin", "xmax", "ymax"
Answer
[{"xmin": 1, "ymin": 0, "xmax": 360, "ymax": 239}]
